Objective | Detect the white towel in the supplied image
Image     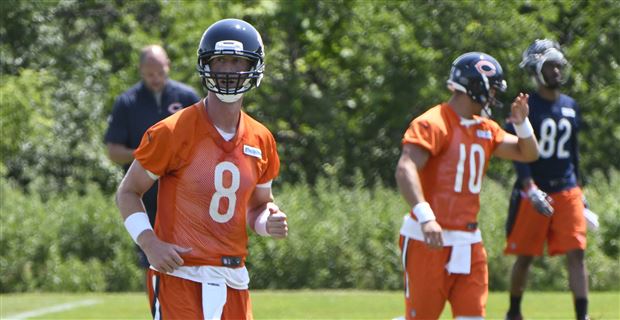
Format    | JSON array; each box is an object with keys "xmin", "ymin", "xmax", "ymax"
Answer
[
  {"xmin": 150, "ymin": 265, "xmax": 250, "ymax": 319},
  {"xmin": 584, "ymin": 208, "xmax": 600, "ymax": 232},
  {"xmin": 446, "ymin": 244, "xmax": 471, "ymax": 274},
  {"xmin": 400, "ymin": 215, "xmax": 479, "ymax": 275},
  {"xmin": 202, "ymin": 279, "xmax": 227, "ymax": 319}
]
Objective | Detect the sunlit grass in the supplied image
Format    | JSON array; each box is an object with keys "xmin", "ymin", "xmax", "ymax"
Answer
[{"xmin": 1, "ymin": 291, "xmax": 618, "ymax": 319}]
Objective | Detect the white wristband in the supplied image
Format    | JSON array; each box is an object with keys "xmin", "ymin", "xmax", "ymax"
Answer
[
  {"xmin": 513, "ymin": 118, "xmax": 534, "ymax": 139},
  {"xmin": 254, "ymin": 209, "xmax": 271, "ymax": 236},
  {"xmin": 124, "ymin": 212, "xmax": 153, "ymax": 244},
  {"xmin": 413, "ymin": 202, "xmax": 436, "ymax": 224}
]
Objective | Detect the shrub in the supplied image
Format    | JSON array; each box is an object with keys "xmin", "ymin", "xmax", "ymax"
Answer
[{"xmin": 1, "ymin": 171, "xmax": 618, "ymax": 292}]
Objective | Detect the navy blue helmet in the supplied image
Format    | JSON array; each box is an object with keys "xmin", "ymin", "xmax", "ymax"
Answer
[
  {"xmin": 447, "ymin": 52, "xmax": 507, "ymax": 110},
  {"xmin": 197, "ymin": 19, "xmax": 265, "ymax": 102},
  {"xmin": 520, "ymin": 39, "xmax": 569, "ymax": 87}
]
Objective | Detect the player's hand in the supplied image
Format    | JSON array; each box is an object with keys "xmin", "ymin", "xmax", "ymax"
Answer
[
  {"xmin": 266, "ymin": 205, "xmax": 288, "ymax": 239},
  {"xmin": 527, "ymin": 187, "xmax": 554, "ymax": 217},
  {"xmin": 506, "ymin": 93, "xmax": 530, "ymax": 124},
  {"xmin": 421, "ymin": 220, "xmax": 443, "ymax": 249},
  {"xmin": 139, "ymin": 231, "xmax": 192, "ymax": 273}
]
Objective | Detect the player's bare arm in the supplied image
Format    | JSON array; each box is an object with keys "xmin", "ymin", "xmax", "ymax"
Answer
[
  {"xmin": 247, "ymin": 187, "xmax": 288, "ymax": 239},
  {"xmin": 494, "ymin": 93, "xmax": 539, "ymax": 162},
  {"xmin": 116, "ymin": 160, "xmax": 191, "ymax": 273},
  {"xmin": 395, "ymin": 144, "xmax": 443, "ymax": 249}
]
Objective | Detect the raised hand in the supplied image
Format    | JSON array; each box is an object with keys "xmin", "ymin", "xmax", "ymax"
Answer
[{"xmin": 506, "ymin": 93, "xmax": 530, "ymax": 124}]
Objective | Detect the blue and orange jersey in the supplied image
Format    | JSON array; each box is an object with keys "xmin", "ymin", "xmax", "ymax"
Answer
[
  {"xmin": 402, "ymin": 103, "xmax": 506, "ymax": 231},
  {"xmin": 134, "ymin": 100, "xmax": 280, "ymax": 265}
]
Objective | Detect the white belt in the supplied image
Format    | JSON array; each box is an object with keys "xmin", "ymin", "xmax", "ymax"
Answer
[
  {"xmin": 400, "ymin": 214, "xmax": 482, "ymax": 274},
  {"xmin": 151, "ymin": 265, "xmax": 249, "ymax": 319}
]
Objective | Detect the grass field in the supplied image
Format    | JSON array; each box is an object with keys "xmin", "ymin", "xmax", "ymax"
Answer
[{"xmin": 1, "ymin": 291, "xmax": 618, "ymax": 319}]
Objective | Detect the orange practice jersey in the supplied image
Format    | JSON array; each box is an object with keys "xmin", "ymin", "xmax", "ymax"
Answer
[
  {"xmin": 134, "ymin": 100, "xmax": 280, "ymax": 266},
  {"xmin": 403, "ymin": 103, "xmax": 506, "ymax": 231}
]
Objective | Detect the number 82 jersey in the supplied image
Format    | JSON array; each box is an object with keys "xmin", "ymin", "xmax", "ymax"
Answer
[
  {"xmin": 134, "ymin": 100, "xmax": 280, "ymax": 266},
  {"xmin": 507, "ymin": 92, "xmax": 580, "ymax": 193},
  {"xmin": 402, "ymin": 103, "xmax": 506, "ymax": 231}
]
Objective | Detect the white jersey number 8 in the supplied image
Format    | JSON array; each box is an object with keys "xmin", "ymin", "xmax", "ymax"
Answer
[
  {"xmin": 538, "ymin": 118, "xmax": 571, "ymax": 159},
  {"xmin": 454, "ymin": 143, "xmax": 485, "ymax": 194},
  {"xmin": 209, "ymin": 161, "xmax": 240, "ymax": 223}
]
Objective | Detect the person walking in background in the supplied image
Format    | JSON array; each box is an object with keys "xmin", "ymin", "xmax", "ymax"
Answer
[
  {"xmin": 104, "ymin": 44, "xmax": 200, "ymax": 283},
  {"xmin": 504, "ymin": 39, "xmax": 592, "ymax": 320},
  {"xmin": 116, "ymin": 19, "xmax": 288, "ymax": 319},
  {"xmin": 395, "ymin": 52, "xmax": 540, "ymax": 319}
]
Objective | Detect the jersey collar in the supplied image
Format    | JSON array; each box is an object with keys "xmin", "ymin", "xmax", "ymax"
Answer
[{"xmin": 199, "ymin": 99, "xmax": 246, "ymax": 153}]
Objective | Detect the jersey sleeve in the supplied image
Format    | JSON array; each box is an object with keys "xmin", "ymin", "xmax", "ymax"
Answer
[
  {"xmin": 491, "ymin": 121, "xmax": 506, "ymax": 147},
  {"xmin": 103, "ymin": 97, "xmax": 129, "ymax": 145},
  {"xmin": 402, "ymin": 119, "xmax": 445, "ymax": 156},
  {"xmin": 257, "ymin": 132, "xmax": 280, "ymax": 185},
  {"xmin": 134, "ymin": 122, "xmax": 175, "ymax": 177}
]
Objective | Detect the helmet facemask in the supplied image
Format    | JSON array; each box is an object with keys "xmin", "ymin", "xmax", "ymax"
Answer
[
  {"xmin": 520, "ymin": 40, "xmax": 570, "ymax": 89},
  {"xmin": 196, "ymin": 19, "xmax": 266, "ymax": 104},
  {"xmin": 197, "ymin": 42, "xmax": 264, "ymax": 103}
]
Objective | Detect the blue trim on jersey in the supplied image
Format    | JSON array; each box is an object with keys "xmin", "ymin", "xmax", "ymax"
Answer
[{"xmin": 506, "ymin": 92, "xmax": 581, "ymax": 193}]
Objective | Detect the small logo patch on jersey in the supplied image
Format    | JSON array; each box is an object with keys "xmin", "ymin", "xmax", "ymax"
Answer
[
  {"xmin": 167, "ymin": 102, "xmax": 183, "ymax": 114},
  {"xmin": 476, "ymin": 129, "xmax": 492, "ymax": 140},
  {"xmin": 243, "ymin": 145, "xmax": 262, "ymax": 159},
  {"xmin": 561, "ymin": 107, "xmax": 576, "ymax": 117}
]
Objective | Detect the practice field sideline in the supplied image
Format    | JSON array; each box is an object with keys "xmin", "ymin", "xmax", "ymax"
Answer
[{"xmin": 1, "ymin": 291, "xmax": 618, "ymax": 319}]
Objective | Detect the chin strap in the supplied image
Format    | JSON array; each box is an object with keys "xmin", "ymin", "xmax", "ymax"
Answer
[{"xmin": 216, "ymin": 93, "xmax": 243, "ymax": 103}]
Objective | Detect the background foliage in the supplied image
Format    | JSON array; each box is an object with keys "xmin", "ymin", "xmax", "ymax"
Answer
[
  {"xmin": 1, "ymin": 172, "xmax": 619, "ymax": 293},
  {"xmin": 1, "ymin": 0, "xmax": 619, "ymax": 292}
]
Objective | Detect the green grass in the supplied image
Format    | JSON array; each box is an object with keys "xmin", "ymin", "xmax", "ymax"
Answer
[{"xmin": 1, "ymin": 291, "xmax": 618, "ymax": 319}]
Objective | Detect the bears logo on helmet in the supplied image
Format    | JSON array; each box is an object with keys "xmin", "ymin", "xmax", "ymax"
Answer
[{"xmin": 447, "ymin": 52, "xmax": 507, "ymax": 115}]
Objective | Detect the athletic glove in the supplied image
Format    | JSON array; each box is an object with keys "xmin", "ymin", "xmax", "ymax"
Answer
[{"xmin": 526, "ymin": 186, "xmax": 554, "ymax": 217}]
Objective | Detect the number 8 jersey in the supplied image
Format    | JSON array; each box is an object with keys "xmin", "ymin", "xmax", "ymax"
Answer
[
  {"xmin": 402, "ymin": 103, "xmax": 506, "ymax": 231},
  {"xmin": 134, "ymin": 100, "xmax": 280, "ymax": 266}
]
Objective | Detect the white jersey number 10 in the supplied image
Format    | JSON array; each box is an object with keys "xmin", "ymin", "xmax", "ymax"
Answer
[{"xmin": 454, "ymin": 143, "xmax": 485, "ymax": 194}]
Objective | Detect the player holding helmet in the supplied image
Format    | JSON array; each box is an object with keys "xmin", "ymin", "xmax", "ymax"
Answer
[
  {"xmin": 116, "ymin": 18, "xmax": 288, "ymax": 319},
  {"xmin": 504, "ymin": 39, "xmax": 591, "ymax": 320},
  {"xmin": 395, "ymin": 52, "xmax": 540, "ymax": 319}
]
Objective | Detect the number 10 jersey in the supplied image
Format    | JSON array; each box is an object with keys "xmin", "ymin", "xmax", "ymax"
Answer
[{"xmin": 402, "ymin": 103, "xmax": 506, "ymax": 231}]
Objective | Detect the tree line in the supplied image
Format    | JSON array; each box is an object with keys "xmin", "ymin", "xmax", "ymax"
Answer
[{"xmin": 1, "ymin": 0, "xmax": 618, "ymax": 193}]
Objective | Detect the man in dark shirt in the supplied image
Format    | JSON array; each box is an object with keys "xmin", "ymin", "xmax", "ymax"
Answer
[
  {"xmin": 504, "ymin": 39, "xmax": 591, "ymax": 320},
  {"xmin": 104, "ymin": 44, "xmax": 200, "ymax": 272}
]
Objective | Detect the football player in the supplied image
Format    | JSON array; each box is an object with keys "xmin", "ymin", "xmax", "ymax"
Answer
[
  {"xmin": 504, "ymin": 39, "xmax": 591, "ymax": 320},
  {"xmin": 396, "ymin": 52, "xmax": 540, "ymax": 319},
  {"xmin": 116, "ymin": 19, "xmax": 288, "ymax": 319}
]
